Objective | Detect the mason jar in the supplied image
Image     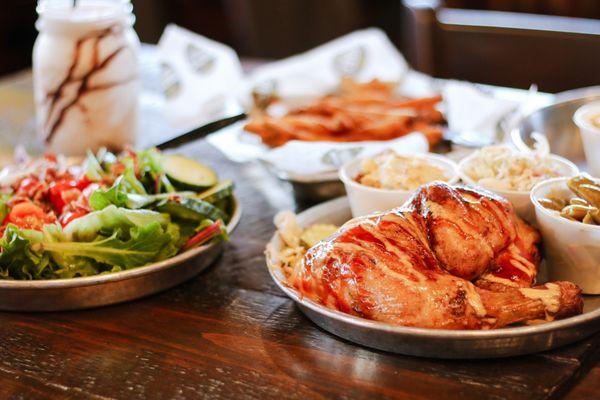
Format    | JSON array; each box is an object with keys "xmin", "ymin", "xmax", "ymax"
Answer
[{"xmin": 33, "ymin": 0, "xmax": 140, "ymax": 155}]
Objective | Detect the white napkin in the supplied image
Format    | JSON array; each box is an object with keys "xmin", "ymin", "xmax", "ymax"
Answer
[
  {"xmin": 443, "ymin": 81, "xmax": 518, "ymax": 145},
  {"xmin": 157, "ymin": 24, "xmax": 244, "ymax": 130},
  {"xmin": 208, "ymin": 28, "xmax": 433, "ymax": 175},
  {"xmin": 259, "ymin": 133, "xmax": 429, "ymax": 178},
  {"xmin": 154, "ymin": 26, "xmax": 549, "ymax": 180},
  {"xmin": 241, "ymin": 28, "xmax": 410, "ymax": 106},
  {"xmin": 399, "ymin": 70, "xmax": 439, "ymax": 98}
]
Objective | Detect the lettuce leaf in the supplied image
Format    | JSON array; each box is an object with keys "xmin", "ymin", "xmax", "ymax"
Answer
[
  {"xmin": 121, "ymin": 157, "xmax": 147, "ymax": 195},
  {"xmin": 84, "ymin": 148, "xmax": 120, "ymax": 182},
  {"xmin": 134, "ymin": 148, "xmax": 177, "ymax": 193},
  {"xmin": 63, "ymin": 205, "xmax": 171, "ymax": 241},
  {"xmin": 83, "ymin": 149, "xmax": 105, "ymax": 181},
  {"xmin": 89, "ymin": 177, "xmax": 129, "ymax": 210},
  {"xmin": 0, "ymin": 206, "xmax": 181, "ymax": 279},
  {"xmin": 0, "ymin": 193, "xmax": 11, "ymax": 225},
  {"xmin": 59, "ymin": 206, "xmax": 180, "ymax": 265},
  {"xmin": 88, "ymin": 148, "xmax": 178, "ymax": 210},
  {"xmin": 0, "ymin": 224, "xmax": 52, "ymax": 279},
  {"xmin": 41, "ymin": 221, "xmax": 177, "ymax": 268},
  {"xmin": 90, "ymin": 178, "xmax": 194, "ymax": 211},
  {"xmin": 33, "ymin": 224, "xmax": 103, "ymax": 278},
  {"xmin": 137, "ymin": 148, "xmax": 164, "ymax": 177}
]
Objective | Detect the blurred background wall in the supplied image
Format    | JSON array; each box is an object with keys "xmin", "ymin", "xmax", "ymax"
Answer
[
  {"xmin": 2, "ymin": 0, "xmax": 599, "ymax": 92},
  {"xmin": 132, "ymin": 0, "xmax": 403, "ymax": 58}
]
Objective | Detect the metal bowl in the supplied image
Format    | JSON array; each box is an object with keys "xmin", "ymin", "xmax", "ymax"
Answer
[
  {"xmin": 266, "ymin": 197, "xmax": 600, "ymax": 359},
  {"xmin": 0, "ymin": 196, "xmax": 241, "ymax": 312},
  {"xmin": 509, "ymin": 86, "xmax": 600, "ymax": 170}
]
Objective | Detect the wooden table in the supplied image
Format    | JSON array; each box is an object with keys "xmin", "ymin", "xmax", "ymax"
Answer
[
  {"xmin": 0, "ymin": 140, "xmax": 599, "ymax": 400},
  {"xmin": 0, "ymin": 45, "xmax": 598, "ymax": 399}
]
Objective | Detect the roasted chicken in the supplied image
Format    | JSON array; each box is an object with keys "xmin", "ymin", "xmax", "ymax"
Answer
[{"xmin": 289, "ymin": 182, "xmax": 583, "ymax": 329}]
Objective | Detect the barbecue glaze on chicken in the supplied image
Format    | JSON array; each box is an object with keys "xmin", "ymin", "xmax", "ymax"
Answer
[{"xmin": 291, "ymin": 182, "xmax": 583, "ymax": 329}]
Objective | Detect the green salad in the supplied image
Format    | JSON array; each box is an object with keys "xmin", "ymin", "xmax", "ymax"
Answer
[{"xmin": 0, "ymin": 148, "xmax": 234, "ymax": 280}]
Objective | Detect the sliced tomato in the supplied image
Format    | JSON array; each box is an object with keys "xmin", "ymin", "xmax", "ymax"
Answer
[
  {"xmin": 48, "ymin": 176, "xmax": 91, "ymax": 214},
  {"xmin": 5, "ymin": 202, "xmax": 56, "ymax": 231},
  {"xmin": 111, "ymin": 162, "xmax": 126, "ymax": 177},
  {"xmin": 48, "ymin": 182, "xmax": 72, "ymax": 213},
  {"xmin": 75, "ymin": 175, "xmax": 93, "ymax": 190},
  {"xmin": 17, "ymin": 177, "xmax": 41, "ymax": 193},
  {"xmin": 44, "ymin": 154, "xmax": 58, "ymax": 163},
  {"xmin": 59, "ymin": 209, "xmax": 88, "ymax": 227}
]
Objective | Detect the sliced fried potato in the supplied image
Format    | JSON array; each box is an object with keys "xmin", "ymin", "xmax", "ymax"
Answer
[{"xmin": 300, "ymin": 224, "xmax": 339, "ymax": 248}]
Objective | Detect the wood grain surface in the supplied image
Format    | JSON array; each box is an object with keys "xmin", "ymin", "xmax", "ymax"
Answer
[{"xmin": 0, "ymin": 141, "xmax": 599, "ymax": 400}]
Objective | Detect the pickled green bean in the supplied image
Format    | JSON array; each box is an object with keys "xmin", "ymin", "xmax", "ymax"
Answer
[{"xmin": 538, "ymin": 174, "xmax": 600, "ymax": 225}]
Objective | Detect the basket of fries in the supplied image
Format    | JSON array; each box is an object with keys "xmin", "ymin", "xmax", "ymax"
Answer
[
  {"xmin": 241, "ymin": 78, "xmax": 446, "ymax": 204},
  {"xmin": 245, "ymin": 78, "xmax": 445, "ymax": 148}
]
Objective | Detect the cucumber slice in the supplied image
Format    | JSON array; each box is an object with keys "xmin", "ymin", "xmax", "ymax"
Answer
[
  {"xmin": 214, "ymin": 198, "xmax": 232, "ymax": 219},
  {"xmin": 196, "ymin": 180, "xmax": 234, "ymax": 203},
  {"xmin": 156, "ymin": 197, "xmax": 228, "ymax": 223},
  {"xmin": 162, "ymin": 154, "xmax": 218, "ymax": 191}
]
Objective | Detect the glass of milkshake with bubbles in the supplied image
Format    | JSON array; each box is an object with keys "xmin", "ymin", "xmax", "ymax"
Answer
[{"xmin": 33, "ymin": 0, "xmax": 140, "ymax": 155}]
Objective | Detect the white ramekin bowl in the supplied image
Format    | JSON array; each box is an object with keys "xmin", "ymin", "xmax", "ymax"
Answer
[
  {"xmin": 457, "ymin": 153, "xmax": 579, "ymax": 224},
  {"xmin": 531, "ymin": 177, "xmax": 600, "ymax": 294},
  {"xmin": 574, "ymin": 101, "xmax": 600, "ymax": 177},
  {"xmin": 340, "ymin": 153, "xmax": 459, "ymax": 217}
]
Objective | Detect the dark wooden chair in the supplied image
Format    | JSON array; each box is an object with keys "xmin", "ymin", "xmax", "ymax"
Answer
[
  {"xmin": 0, "ymin": 0, "xmax": 37, "ymax": 76},
  {"xmin": 402, "ymin": 0, "xmax": 600, "ymax": 92}
]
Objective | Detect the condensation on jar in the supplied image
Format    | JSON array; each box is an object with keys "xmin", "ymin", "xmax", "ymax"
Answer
[{"xmin": 33, "ymin": 0, "xmax": 140, "ymax": 156}]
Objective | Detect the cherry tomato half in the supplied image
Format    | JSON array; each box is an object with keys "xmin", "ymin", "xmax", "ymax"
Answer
[
  {"xmin": 5, "ymin": 202, "xmax": 56, "ymax": 231},
  {"xmin": 48, "ymin": 177, "xmax": 92, "ymax": 214}
]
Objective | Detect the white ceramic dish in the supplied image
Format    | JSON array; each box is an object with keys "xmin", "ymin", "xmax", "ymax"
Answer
[
  {"xmin": 574, "ymin": 101, "xmax": 600, "ymax": 176},
  {"xmin": 339, "ymin": 153, "xmax": 459, "ymax": 217},
  {"xmin": 531, "ymin": 178, "xmax": 600, "ymax": 294},
  {"xmin": 458, "ymin": 153, "xmax": 578, "ymax": 223}
]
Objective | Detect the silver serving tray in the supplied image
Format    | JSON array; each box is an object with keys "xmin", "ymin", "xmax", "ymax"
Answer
[
  {"xmin": 266, "ymin": 197, "xmax": 600, "ymax": 359},
  {"xmin": 0, "ymin": 196, "xmax": 241, "ymax": 312},
  {"xmin": 509, "ymin": 86, "xmax": 600, "ymax": 171}
]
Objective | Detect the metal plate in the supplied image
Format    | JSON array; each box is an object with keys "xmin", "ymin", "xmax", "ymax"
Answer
[
  {"xmin": 266, "ymin": 197, "xmax": 600, "ymax": 359},
  {"xmin": 0, "ymin": 196, "xmax": 242, "ymax": 312},
  {"xmin": 279, "ymin": 142, "xmax": 454, "ymax": 206},
  {"xmin": 509, "ymin": 86, "xmax": 600, "ymax": 171}
]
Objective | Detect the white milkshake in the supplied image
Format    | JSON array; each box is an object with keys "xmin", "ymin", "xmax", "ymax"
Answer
[{"xmin": 33, "ymin": 0, "xmax": 140, "ymax": 155}]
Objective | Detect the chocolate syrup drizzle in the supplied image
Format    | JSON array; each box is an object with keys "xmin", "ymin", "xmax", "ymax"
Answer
[{"xmin": 44, "ymin": 25, "xmax": 135, "ymax": 144}]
